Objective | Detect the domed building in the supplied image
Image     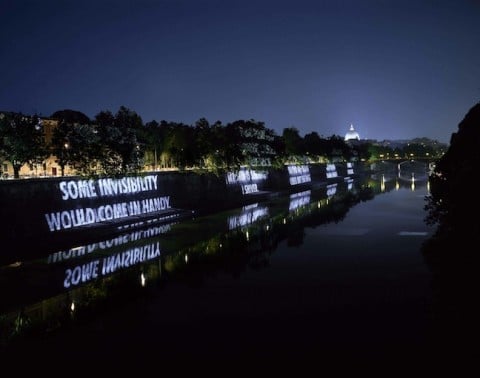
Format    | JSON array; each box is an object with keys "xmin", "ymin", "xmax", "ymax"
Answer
[{"xmin": 344, "ymin": 124, "xmax": 360, "ymax": 141}]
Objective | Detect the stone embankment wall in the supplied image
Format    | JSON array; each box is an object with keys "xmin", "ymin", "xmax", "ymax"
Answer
[{"xmin": 0, "ymin": 162, "xmax": 366, "ymax": 247}]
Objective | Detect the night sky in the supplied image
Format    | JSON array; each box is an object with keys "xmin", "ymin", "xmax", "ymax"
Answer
[{"xmin": 1, "ymin": 0, "xmax": 479, "ymax": 143}]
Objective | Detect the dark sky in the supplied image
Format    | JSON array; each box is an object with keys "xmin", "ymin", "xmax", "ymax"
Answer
[{"xmin": 1, "ymin": 0, "xmax": 479, "ymax": 143}]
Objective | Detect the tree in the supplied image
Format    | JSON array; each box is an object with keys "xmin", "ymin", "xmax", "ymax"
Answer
[
  {"xmin": 113, "ymin": 106, "xmax": 143, "ymax": 172},
  {"xmin": 94, "ymin": 110, "xmax": 121, "ymax": 175},
  {"xmin": 50, "ymin": 109, "xmax": 91, "ymax": 124},
  {"xmin": 0, "ymin": 112, "xmax": 46, "ymax": 178},
  {"xmin": 304, "ymin": 131, "xmax": 322, "ymax": 157},
  {"xmin": 51, "ymin": 121, "xmax": 99, "ymax": 176},
  {"xmin": 282, "ymin": 127, "xmax": 304, "ymax": 158},
  {"xmin": 325, "ymin": 135, "xmax": 352, "ymax": 161},
  {"xmin": 229, "ymin": 119, "xmax": 277, "ymax": 166},
  {"xmin": 426, "ymin": 102, "xmax": 480, "ymax": 237},
  {"xmin": 141, "ymin": 120, "xmax": 161, "ymax": 170},
  {"xmin": 352, "ymin": 142, "xmax": 371, "ymax": 161},
  {"xmin": 402, "ymin": 143, "xmax": 435, "ymax": 159},
  {"xmin": 222, "ymin": 122, "xmax": 243, "ymax": 168},
  {"xmin": 51, "ymin": 120, "xmax": 74, "ymax": 176},
  {"xmin": 162, "ymin": 122, "xmax": 196, "ymax": 169},
  {"xmin": 194, "ymin": 118, "xmax": 212, "ymax": 168},
  {"xmin": 94, "ymin": 106, "xmax": 143, "ymax": 175}
]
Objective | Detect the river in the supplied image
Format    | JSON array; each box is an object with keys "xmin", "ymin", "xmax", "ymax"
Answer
[{"xmin": 1, "ymin": 175, "xmax": 450, "ymax": 370}]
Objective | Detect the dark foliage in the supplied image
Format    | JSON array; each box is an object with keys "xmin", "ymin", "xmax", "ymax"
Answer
[
  {"xmin": 422, "ymin": 102, "xmax": 480, "ymax": 365},
  {"xmin": 50, "ymin": 109, "xmax": 91, "ymax": 124}
]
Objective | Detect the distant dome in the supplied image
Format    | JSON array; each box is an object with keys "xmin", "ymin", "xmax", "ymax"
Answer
[{"xmin": 345, "ymin": 124, "xmax": 360, "ymax": 141}]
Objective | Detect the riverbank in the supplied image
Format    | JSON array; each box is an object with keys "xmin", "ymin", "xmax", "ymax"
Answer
[{"xmin": 0, "ymin": 163, "xmax": 367, "ymax": 253}]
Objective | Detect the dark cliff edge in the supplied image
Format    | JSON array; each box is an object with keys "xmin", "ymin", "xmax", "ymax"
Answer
[{"xmin": 422, "ymin": 102, "xmax": 480, "ymax": 365}]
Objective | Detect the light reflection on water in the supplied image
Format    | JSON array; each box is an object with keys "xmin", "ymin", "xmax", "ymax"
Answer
[{"xmin": 1, "ymin": 172, "xmax": 434, "ymax": 362}]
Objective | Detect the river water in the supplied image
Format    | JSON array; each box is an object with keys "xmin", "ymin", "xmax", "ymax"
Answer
[{"xmin": 1, "ymin": 175, "xmax": 448, "ymax": 369}]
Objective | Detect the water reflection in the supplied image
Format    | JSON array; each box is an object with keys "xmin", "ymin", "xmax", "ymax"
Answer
[
  {"xmin": 228, "ymin": 203, "xmax": 269, "ymax": 230},
  {"xmin": 1, "ymin": 176, "xmax": 407, "ymax": 349},
  {"xmin": 371, "ymin": 159, "xmax": 429, "ymax": 194},
  {"xmin": 289, "ymin": 190, "xmax": 311, "ymax": 211}
]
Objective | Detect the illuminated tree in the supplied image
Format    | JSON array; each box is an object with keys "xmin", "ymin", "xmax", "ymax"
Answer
[
  {"xmin": 0, "ymin": 112, "xmax": 46, "ymax": 178},
  {"xmin": 141, "ymin": 120, "xmax": 162, "ymax": 170},
  {"xmin": 194, "ymin": 118, "xmax": 213, "ymax": 168},
  {"xmin": 51, "ymin": 120, "xmax": 74, "ymax": 176},
  {"xmin": 51, "ymin": 121, "xmax": 99, "ymax": 176}
]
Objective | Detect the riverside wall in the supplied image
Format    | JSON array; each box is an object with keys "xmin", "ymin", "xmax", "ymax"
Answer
[{"xmin": 0, "ymin": 162, "xmax": 367, "ymax": 253}]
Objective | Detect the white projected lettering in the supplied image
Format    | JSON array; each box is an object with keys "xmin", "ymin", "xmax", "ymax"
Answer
[
  {"xmin": 288, "ymin": 165, "xmax": 311, "ymax": 185},
  {"xmin": 228, "ymin": 203, "xmax": 268, "ymax": 229},
  {"xmin": 59, "ymin": 179, "xmax": 97, "ymax": 200},
  {"xmin": 59, "ymin": 175, "xmax": 158, "ymax": 200},
  {"xmin": 326, "ymin": 164, "xmax": 338, "ymax": 179},
  {"xmin": 226, "ymin": 169, "xmax": 267, "ymax": 185},
  {"xmin": 242, "ymin": 183, "xmax": 258, "ymax": 194},
  {"xmin": 48, "ymin": 223, "xmax": 173, "ymax": 264},
  {"xmin": 327, "ymin": 183, "xmax": 337, "ymax": 197},
  {"xmin": 344, "ymin": 177, "xmax": 354, "ymax": 191},
  {"xmin": 226, "ymin": 168, "xmax": 267, "ymax": 195},
  {"xmin": 347, "ymin": 162, "xmax": 354, "ymax": 175},
  {"xmin": 63, "ymin": 242, "xmax": 161, "ymax": 288},
  {"xmin": 289, "ymin": 190, "xmax": 311, "ymax": 211},
  {"xmin": 44, "ymin": 175, "xmax": 173, "ymax": 233},
  {"xmin": 44, "ymin": 196, "xmax": 170, "ymax": 232},
  {"xmin": 289, "ymin": 175, "xmax": 311, "ymax": 185}
]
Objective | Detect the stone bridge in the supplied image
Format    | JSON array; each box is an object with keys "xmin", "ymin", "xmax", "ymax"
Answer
[{"xmin": 370, "ymin": 159, "xmax": 435, "ymax": 182}]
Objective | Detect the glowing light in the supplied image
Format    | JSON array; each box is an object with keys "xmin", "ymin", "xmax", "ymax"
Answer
[
  {"xmin": 225, "ymin": 168, "xmax": 267, "ymax": 195},
  {"xmin": 185, "ymin": 254, "xmax": 188, "ymax": 263},
  {"xmin": 283, "ymin": 218, "xmax": 286, "ymax": 224},
  {"xmin": 70, "ymin": 302, "xmax": 75, "ymax": 312},
  {"xmin": 140, "ymin": 273, "xmax": 146, "ymax": 287},
  {"xmin": 62, "ymin": 242, "xmax": 160, "ymax": 288},
  {"xmin": 326, "ymin": 164, "xmax": 338, "ymax": 178},
  {"xmin": 289, "ymin": 190, "xmax": 311, "ymax": 211},
  {"xmin": 395, "ymin": 180, "xmax": 400, "ymax": 191},
  {"xmin": 381, "ymin": 174, "xmax": 385, "ymax": 192},
  {"xmin": 288, "ymin": 165, "xmax": 311, "ymax": 185},
  {"xmin": 246, "ymin": 230, "xmax": 250, "ymax": 241},
  {"xmin": 227, "ymin": 204, "xmax": 268, "ymax": 230},
  {"xmin": 326, "ymin": 183, "xmax": 337, "ymax": 197}
]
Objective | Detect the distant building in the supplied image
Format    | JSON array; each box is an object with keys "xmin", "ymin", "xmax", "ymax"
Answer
[{"xmin": 344, "ymin": 124, "xmax": 360, "ymax": 141}]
